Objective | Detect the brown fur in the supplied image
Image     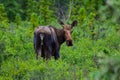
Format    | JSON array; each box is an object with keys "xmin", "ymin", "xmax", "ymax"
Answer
[{"xmin": 34, "ymin": 20, "xmax": 77, "ymax": 60}]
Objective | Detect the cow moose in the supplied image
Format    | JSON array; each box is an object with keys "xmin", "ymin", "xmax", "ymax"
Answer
[{"xmin": 34, "ymin": 20, "xmax": 77, "ymax": 60}]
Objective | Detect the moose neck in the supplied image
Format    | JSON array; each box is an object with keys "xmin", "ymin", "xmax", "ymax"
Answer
[{"xmin": 55, "ymin": 28, "xmax": 65, "ymax": 45}]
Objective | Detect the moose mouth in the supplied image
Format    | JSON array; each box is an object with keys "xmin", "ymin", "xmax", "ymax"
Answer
[{"xmin": 66, "ymin": 41, "xmax": 73, "ymax": 46}]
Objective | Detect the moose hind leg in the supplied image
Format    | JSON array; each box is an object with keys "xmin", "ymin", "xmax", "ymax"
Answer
[
  {"xmin": 44, "ymin": 51, "xmax": 51, "ymax": 60},
  {"xmin": 37, "ymin": 47, "xmax": 42, "ymax": 58},
  {"xmin": 44, "ymin": 46, "xmax": 52, "ymax": 60}
]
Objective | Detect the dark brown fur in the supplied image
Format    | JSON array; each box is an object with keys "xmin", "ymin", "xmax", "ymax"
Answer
[{"xmin": 34, "ymin": 20, "xmax": 77, "ymax": 60}]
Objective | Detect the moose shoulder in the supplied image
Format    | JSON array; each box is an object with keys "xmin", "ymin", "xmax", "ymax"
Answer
[{"xmin": 34, "ymin": 20, "xmax": 77, "ymax": 60}]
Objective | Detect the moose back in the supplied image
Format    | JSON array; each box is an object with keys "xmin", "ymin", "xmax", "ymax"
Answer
[{"xmin": 34, "ymin": 20, "xmax": 77, "ymax": 60}]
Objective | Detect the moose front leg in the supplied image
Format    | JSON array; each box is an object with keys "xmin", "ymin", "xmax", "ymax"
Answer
[
  {"xmin": 54, "ymin": 48, "xmax": 60, "ymax": 60},
  {"xmin": 54, "ymin": 51, "xmax": 60, "ymax": 60},
  {"xmin": 52, "ymin": 45, "xmax": 60, "ymax": 60}
]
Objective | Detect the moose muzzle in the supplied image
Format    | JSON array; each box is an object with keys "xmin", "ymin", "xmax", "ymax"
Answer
[{"xmin": 66, "ymin": 40, "xmax": 73, "ymax": 46}]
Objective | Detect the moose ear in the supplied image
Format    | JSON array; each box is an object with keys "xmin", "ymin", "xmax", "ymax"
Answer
[
  {"xmin": 71, "ymin": 20, "xmax": 78, "ymax": 28},
  {"xmin": 58, "ymin": 20, "xmax": 64, "ymax": 25}
]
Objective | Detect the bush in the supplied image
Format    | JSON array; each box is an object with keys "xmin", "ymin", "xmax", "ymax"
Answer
[{"xmin": 90, "ymin": 55, "xmax": 120, "ymax": 80}]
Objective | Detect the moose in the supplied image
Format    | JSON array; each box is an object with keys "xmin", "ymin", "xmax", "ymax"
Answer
[{"xmin": 34, "ymin": 20, "xmax": 77, "ymax": 60}]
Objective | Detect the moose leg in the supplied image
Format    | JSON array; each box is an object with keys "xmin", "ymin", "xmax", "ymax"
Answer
[
  {"xmin": 52, "ymin": 43, "xmax": 60, "ymax": 60},
  {"xmin": 54, "ymin": 47, "xmax": 60, "ymax": 60},
  {"xmin": 36, "ymin": 47, "xmax": 40, "ymax": 59},
  {"xmin": 54, "ymin": 51, "xmax": 60, "ymax": 60},
  {"xmin": 44, "ymin": 50, "xmax": 51, "ymax": 60},
  {"xmin": 34, "ymin": 34, "xmax": 38, "ymax": 59},
  {"xmin": 44, "ymin": 46, "xmax": 52, "ymax": 60},
  {"xmin": 36, "ymin": 47, "xmax": 42, "ymax": 59},
  {"xmin": 35, "ymin": 47, "xmax": 39, "ymax": 60},
  {"xmin": 34, "ymin": 33, "xmax": 42, "ymax": 60},
  {"xmin": 46, "ymin": 52, "xmax": 51, "ymax": 60},
  {"xmin": 41, "ymin": 45, "xmax": 45, "ymax": 59}
]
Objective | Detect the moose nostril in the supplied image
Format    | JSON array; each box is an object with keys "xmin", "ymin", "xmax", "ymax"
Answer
[{"xmin": 66, "ymin": 40, "xmax": 73, "ymax": 46}]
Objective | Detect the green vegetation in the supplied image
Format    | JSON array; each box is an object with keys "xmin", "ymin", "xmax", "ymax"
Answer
[{"xmin": 0, "ymin": 0, "xmax": 120, "ymax": 80}]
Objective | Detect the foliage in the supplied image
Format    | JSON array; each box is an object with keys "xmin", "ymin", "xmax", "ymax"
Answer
[
  {"xmin": 90, "ymin": 55, "xmax": 120, "ymax": 80},
  {"xmin": 0, "ymin": 3, "xmax": 8, "ymax": 22},
  {"xmin": 0, "ymin": 0, "xmax": 120, "ymax": 80}
]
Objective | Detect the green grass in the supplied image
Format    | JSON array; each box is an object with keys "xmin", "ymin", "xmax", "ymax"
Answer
[{"xmin": 0, "ymin": 21, "xmax": 120, "ymax": 80}]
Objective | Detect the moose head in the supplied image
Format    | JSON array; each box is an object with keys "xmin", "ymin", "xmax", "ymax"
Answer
[{"xmin": 58, "ymin": 20, "xmax": 77, "ymax": 46}]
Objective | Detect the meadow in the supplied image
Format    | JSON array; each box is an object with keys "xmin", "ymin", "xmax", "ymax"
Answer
[{"xmin": 0, "ymin": 0, "xmax": 120, "ymax": 80}]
